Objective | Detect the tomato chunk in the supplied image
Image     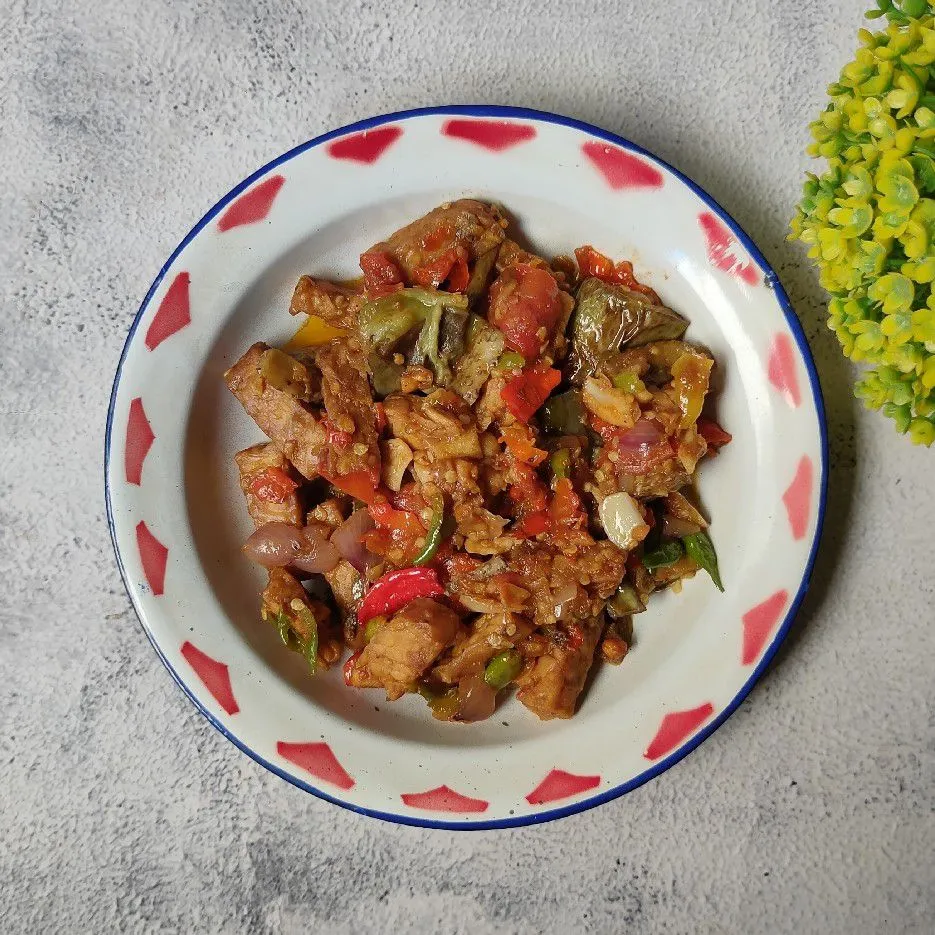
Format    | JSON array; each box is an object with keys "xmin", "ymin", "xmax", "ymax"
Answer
[
  {"xmin": 249, "ymin": 467, "xmax": 298, "ymax": 503},
  {"xmin": 360, "ymin": 250, "xmax": 403, "ymax": 296},
  {"xmin": 488, "ymin": 264, "xmax": 563, "ymax": 358}
]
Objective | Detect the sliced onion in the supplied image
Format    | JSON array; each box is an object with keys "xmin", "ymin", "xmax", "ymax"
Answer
[
  {"xmin": 243, "ymin": 522, "xmax": 341, "ymax": 573},
  {"xmin": 292, "ymin": 535, "xmax": 341, "ymax": 574},
  {"xmin": 243, "ymin": 523, "xmax": 307, "ymax": 568},
  {"xmin": 662, "ymin": 514, "xmax": 701, "ymax": 538},
  {"xmin": 599, "ymin": 492, "xmax": 649, "ymax": 551},
  {"xmin": 330, "ymin": 508, "xmax": 378, "ymax": 573},
  {"xmin": 552, "ymin": 582, "xmax": 579, "ymax": 620},
  {"xmin": 457, "ymin": 674, "xmax": 497, "ymax": 722},
  {"xmin": 469, "ymin": 556, "xmax": 507, "ymax": 580},
  {"xmin": 617, "ymin": 418, "xmax": 665, "ymax": 454}
]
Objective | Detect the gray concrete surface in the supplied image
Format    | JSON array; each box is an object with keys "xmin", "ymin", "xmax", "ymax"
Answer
[{"xmin": 1, "ymin": 0, "xmax": 933, "ymax": 932}]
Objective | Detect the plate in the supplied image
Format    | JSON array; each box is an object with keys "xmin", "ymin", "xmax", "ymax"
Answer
[{"xmin": 105, "ymin": 106, "xmax": 827, "ymax": 828}]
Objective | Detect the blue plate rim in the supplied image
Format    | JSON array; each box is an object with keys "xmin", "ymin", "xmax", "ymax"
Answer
[{"xmin": 104, "ymin": 104, "xmax": 829, "ymax": 830}]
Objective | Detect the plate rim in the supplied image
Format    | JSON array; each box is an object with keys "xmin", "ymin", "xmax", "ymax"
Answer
[{"xmin": 104, "ymin": 104, "xmax": 829, "ymax": 829}]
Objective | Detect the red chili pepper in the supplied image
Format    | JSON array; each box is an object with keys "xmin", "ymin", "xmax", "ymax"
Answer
[
  {"xmin": 357, "ymin": 567, "xmax": 444, "ymax": 624},
  {"xmin": 515, "ymin": 510, "xmax": 551, "ymax": 538},
  {"xmin": 360, "ymin": 250, "xmax": 403, "ymax": 295},
  {"xmin": 321, "ymin": 416, "xmax": 353, "ymax": 450},
  {"xmin": 501, "ymin": 362, "xmax": 561, "ymax": 423},
  {"xmin": 412, "ymin": 247, "xmax": 469, "ymax": 292},
  {"xmin": 574, "ymin": 245, "xmax": 660, "ymax": 304},
  {"xmin": 374, "ymin": 402, "xmax": 388, "ymax": 434},
  {"xmin": 550, "ymin": 477, "xmax": 585, "ymax": 528},
  {"xmin": 368, "ymin": 499, "xmax": 425, "ymax": 538},
  {"xmin": 343, "ymin": 650, "xmax": 362, "ymax": 685},
  {"xmin": 508, "ymin": 463, "xmax": 549, "ymax": 512},
  {"xmin": 324, "ymin": 468, "xmax": 381, "ymax": 504},
  {"xmin": 565, "ymin": 622, "xmax": 584, "ymax": 652},
  {"xmin": 697, "ymin": 417, "xmax": 732, "ymax": 451},
  {"xmin": 249, "ymin": 467, "xmax": 298, "ymax": 503}
]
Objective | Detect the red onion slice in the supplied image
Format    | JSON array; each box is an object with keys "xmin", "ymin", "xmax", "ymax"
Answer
[
  {"xmin": 457, "ymin": 674, "xmax": 497, "ymax": 722},
  {"xmin": 330, "ymin": 508, "xmax": 378, "ymax": 573},
  {"xmin": 243, "ymin": 523, "xmax": 307, "ymax": 568},
  {"xmin": 292, "ymin": 535, "xmax": 341, "ymax": 574},
  {"xmin": 617, "ymin": 418, "xmax": 665, "ymax": 453}
]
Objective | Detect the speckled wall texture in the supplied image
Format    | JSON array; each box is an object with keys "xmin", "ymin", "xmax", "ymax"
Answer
[{"xmin": 1, "ymin": 0, "xmax": 933, "ymax": 932}]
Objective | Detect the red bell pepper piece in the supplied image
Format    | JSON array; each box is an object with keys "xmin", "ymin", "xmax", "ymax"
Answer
[
  {"xmin": 515, "ymin": 510, "xmax": 551, "ymax": 538},
  {"xmin": 324, "ymin": 468, "xmax": 381, "ymax": 504},
  {"xmin": 357, "ymin": 567, "xmax": 445, "ymax": 624},
  {"xmin": 697, "ymin": 417, "xmax": 732, "ymax": 451},
  {"xmin": 574, "ymin": 245, "xmax": 660, "ymax": 304},
  {"xmin": 412, "ymin": 247, "xmax": 470, "ymax": 292},
  {"xmin": 249, "ymin": 467, "xmax": 298, "ymax": 503},
  {"xmin": 501, "ymin": 362, "xmax": 561, "ymax": 423},
  {"xmin": 343, "ymin": 650, "xmax": 362, "ymax": 685},
  {"xmin": 360, "ymin": 250, "xmax": 403, "ymax": 296}
]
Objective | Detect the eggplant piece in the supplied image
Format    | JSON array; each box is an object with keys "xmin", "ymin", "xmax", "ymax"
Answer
[
  {"xmin": 565, "ymin": 278, "xmax": 688, "ymax": 384},
  {"xmin": 450, "ymin": 316, "xmax": 505, "ymax": 404}
]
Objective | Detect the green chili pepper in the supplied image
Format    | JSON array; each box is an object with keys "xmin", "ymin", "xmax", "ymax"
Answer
[
  {"xmin": 412, "ymin": 494, "xmax": 446, "ymax": 566},
  {"xmin": 682, "ymin": 530, "xmax": 724, "ymax": 592},
  {"xmin": 294, "ymin": 605, "xmax": 319, "ymax": 674},
  {"xmin": 606, "ymin": 583, "xmax": 646, "ymax": 617},
  {"xmin": 483, "ymin": 650, "xmax": 523, "ymax": 690},
  {"xmin": 273, "ymin": 610, "xmax": 296, "ymax": 648},
  {"xmin": 540, "ymin": 389, "xmax": 585, "ymax": 435},
  {"xmin": 550, "ymin": 448, "xmax": 571, "ymax": 481},
  {"xmin": 641, "ymin": 540, "xmax": 685, "ymax": 571},
  {"xmin": 417, "ymin": 682, "xmax": 460, "ymax": 720},
  {"xmin": 497, "ymin": 350, "xmax": 526, "ymax": 370},
  {"xmin": 612, "ymin": 369, "xmax": 640, "ymax": 394},
  {"xmin": 363, "ymin": 616, "xmax": 385, "ymax": 644}
]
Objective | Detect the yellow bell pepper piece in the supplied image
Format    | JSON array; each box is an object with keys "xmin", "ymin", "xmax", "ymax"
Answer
[{"xmin": 285, "ymin": 315, "xmax": 347, "ymax": 349}]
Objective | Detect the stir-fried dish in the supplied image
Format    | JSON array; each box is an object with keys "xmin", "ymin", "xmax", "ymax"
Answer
[{"xmin": 224, "ymin": 200, "xmax": 731, "ymax": 722}]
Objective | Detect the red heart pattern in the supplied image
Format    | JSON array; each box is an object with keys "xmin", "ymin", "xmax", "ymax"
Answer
[
  {"xmin": 135, "ymin": 521, "xmax": 168, "ymax": 596},
  {"xmin": 698, "ymin": 212, "xmax": 759, "ymax": 286},
  {"xmin": 526, "ymin": 769, "xmax": 601, "ymax": 805},
  {"xmin": 644, "ymin": 703, "xmax": 714, "ymax": 760},
  {"xmin": 741, "ymin": 590, "xmax": 789, "ymax": 665},
  {"xmin": 782, "ymin": 456, "xmax": 813, "ymax": 541},
  {"xmin": 768, "ymin": 333, "xmax": 801, "ymax": 407}
]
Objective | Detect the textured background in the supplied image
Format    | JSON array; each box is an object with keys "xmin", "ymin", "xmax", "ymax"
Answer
[{"xmin": 1, "ymin": 0, "xmax": 934, "ymax": 932}]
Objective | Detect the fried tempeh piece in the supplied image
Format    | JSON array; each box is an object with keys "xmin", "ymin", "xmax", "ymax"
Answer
[
  {"xmin": 289, "ymin": 276, "xmax": 362, "ymax": 327},
  {"xmin": 225, "ymin": 343, "xmax": 327, "ymax": 480},
  {"xmin": 434, "ymin": 612, "xmax": 534, "ymax": 684},
  {"xmin": 515, "ymin": 616, "xmax": 604, "ymax": 719},
  {"xmin": 234, "ymin": 443, "xmax": 302, "ymax": 528},
  {"xmin": 315, "ymin": 340, "xmax": 381, "ymax": 479},
  {"xmin": 347, "ymin": 598, "xmax": 461, "ymax": 700}
]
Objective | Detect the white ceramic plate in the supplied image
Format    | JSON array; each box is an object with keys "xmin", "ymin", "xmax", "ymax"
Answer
[{"xmin": 106, "ymin": 106, "xmax": 827, "ymax": 828}]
